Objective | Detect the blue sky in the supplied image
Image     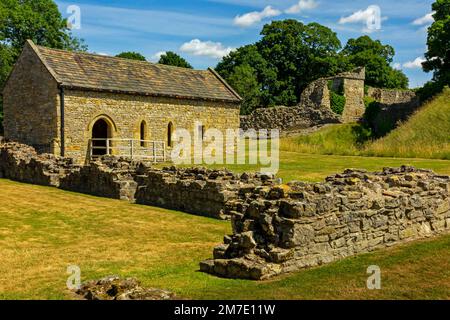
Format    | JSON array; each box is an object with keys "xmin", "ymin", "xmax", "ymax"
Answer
[{"xmin": 57, "ymin": 0, "xmax": 435, "ymax": 88}]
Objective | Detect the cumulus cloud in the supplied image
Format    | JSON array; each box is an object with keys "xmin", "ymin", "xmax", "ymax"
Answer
[
  {"xmin": 339, "ymin": 5, "xmax": 385, "ymax": 32},
  {"xmin": 180, "ymin": 39, "xmax": 235, "ymax": 59},
  {"xmin": 392, "ymin": 63, "xmax": 401, "ymax": 70},
  {"xmin": 412, "ymin": 12, "xmax": 434, "ymax": 26},
  {"xmin": 151, "ymin": 51, "xmax": 166, "ymax": 61},
  {"xmin": 402, "ymin": 57, "xmax": 426, "ymax": 69},
  {"xmin": 285, "ymin": 0, "xmax": 318, "ymax": 14},
  {"xmin": 339, "ymin": 6, "xmax": 378, "ymax": 24},
  {"xmin": 233, "ymin": 6, "xmax": 281, "ymax": 27}
]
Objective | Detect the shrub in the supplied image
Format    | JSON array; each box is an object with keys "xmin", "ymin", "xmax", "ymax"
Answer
[{"xmin": 330, "ymin": 91, "xmax": 346, "ymax": 115}]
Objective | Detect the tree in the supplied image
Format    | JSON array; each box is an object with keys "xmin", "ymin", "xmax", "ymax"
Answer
[
  {"xmin": 227, "ymin": 64, "xmax": 262, "ymax": 115},
  {"xmin": 116, "ymin": 51, "xmax": 147, "ymax": 61},
  {"xmin": 422, "ymin": 0, "xmax": 450, "ymax": 86},
  {"xmin": 158, "ymin": 51, "xmax": 193, "ymax": 69},
  {"xmin": 216, "ymin": 20, "xmax": 348, "ymax": 111},
  {"xmin": 342, "ymin": 36, "xmax": 409, "ymax": 89},
  {"xmin": 0, "ymin": 0, "xmax": 86, "ymax": 133}
]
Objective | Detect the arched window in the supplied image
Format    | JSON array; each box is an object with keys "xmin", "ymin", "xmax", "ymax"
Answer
[
  {"xmin": 167, "ymin": 122, "xmax": 173, "ymax": 147},
  {"xmin": 140, "ymin": 121, "xmax": 147, "ymax": 147}
]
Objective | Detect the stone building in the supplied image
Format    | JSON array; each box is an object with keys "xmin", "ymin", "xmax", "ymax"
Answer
[{"xmin": 2, "ymin": 40, "xmax": 241, "ymax": 164}]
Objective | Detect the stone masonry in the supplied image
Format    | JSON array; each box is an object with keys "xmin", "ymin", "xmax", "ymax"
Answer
[
  {"xmin": 240, "ymin": 68, "xmax": 366, "ymax": 133},
  {"xmin": 200, "ymin": 166, "xmax": 450, "ymax": 280},
  {"xmin": 0, "ymin": 142, "xmax": 274, "ymax": 219},
  {"xmin": 2, "ymin": 40, "xmax": 241, "ymax": 164}
]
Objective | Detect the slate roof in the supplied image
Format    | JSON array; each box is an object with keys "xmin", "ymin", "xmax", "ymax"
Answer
[{"xmin": 28, "ymin": 40, "xmax": 241, "ymax": 103}]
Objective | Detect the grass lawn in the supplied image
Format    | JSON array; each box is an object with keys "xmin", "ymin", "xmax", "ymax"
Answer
[
  {"xmin": 1, "ymin": 156, "xmax": 450, "ymax": 299},
  {"xmin": 166, "ymin": 151, "xmax": 450, "ymax": 183}
]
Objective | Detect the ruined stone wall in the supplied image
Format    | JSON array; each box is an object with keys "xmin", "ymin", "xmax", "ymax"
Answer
[
  {"xmin": 0, "ymin": 142, "xmax": 75, "ymax": 186},
  {"xmin": 59, "ymin": 156, "xmax": 139, "ymax": 202},
  {"xmin": 2, "ymin": 42, "xmax": 59, "ymax": 154},
  {"xmin": 0, "ymin": 142, "xmax": 272, "ymax": 219},
  {"xmin": 239, "ymin": 68, "xmax": 366, "ymax": 132},
  {"xmin": 366, "ymin": 87, "xmax": 420, "ymax": 136},
  {"xmin": 201, "ymin": 166, "xmax": 450, "ymax": 280},
  {"xmin": 239, "ymin": 105, "xmax": 340, "ymax": 133},
  {"xmin": 63, "ymin": 90, "xmax": 240, "ymax": 164},
  {"xmin": 134, "ymin": 167, "xmax": 274, "ymax": 219}
]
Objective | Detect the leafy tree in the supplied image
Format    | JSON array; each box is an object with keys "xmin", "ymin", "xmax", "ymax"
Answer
[
  {"xmin": 0, "ymin": 0, "xmax": 86, "ymax": 133},
  {"xmin": 158, "ymin": 51, "xmax": 193, "ymax": 69},
  {"xmin": 257, "ymin": 20, "xmax": 344, "ymax": 106},
  {"xmin": 116, "ymin": 51, "xmax": 147, "ymax": 61},
  {"xmin": 422, "ymin": 0, "xmax": 450, "ymax": 87},
  {"xmin": 216, "ymin": 20, "xmax": 349, "ymax": 112},
  {"xmin": 342, "ymin": 36, "xmax": 409, "ymax": 89},
  {"xmin": 227, "ymin": 64, "xmax": 262, "ymax": 115}
]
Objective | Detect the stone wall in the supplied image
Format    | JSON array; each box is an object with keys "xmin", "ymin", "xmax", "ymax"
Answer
[
  {"xmin": 239, "ymin": 105, "xmax": 340, "ymax": 133},
  {"xmin": 200, "ymin": 166, "xmax": 450, "ymax": 280},
  {"xmin": 135, "ymin": 167, "xmax": 274, "ymax": 219},
  {"xmin": 60, "ymin": 156, "xmax": 139, "ymax": 202},
  {"xmin": 0, "ymin": 142, "xmax": 75, "ymax": 186},
  {"xmin": 366, "ymin": 87, "xmax": 420, "ymax": 136},
  {"xmin": 62, "ymin": 90, "xmax": 240, "ymax": 164},
  {"xmin": 2, "ymin": 42, "xmax": 60, "ymax": 154},
  {"xmin": 0, "ymin": 142, "xmax": 273, "ymax": 219},
  {"xmin": 240, "ymin": 68, "xmax": 365, "ymax": 133}
]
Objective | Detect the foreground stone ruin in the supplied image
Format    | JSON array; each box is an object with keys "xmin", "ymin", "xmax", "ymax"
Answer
[
  {"xmin": 1, "ymin": 142, "xmax": 449, "ymax": 280},
  {"xmin": 74, "ymin": 275, "xmax": 176, "ymax": 300},
  {"xmin": 200, "ymin": 167, "xmax": 450, "ymax": 279}
]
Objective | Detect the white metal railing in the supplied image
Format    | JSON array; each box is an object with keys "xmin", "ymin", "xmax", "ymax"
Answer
[{"xmin": 89, "ymin": 138, "xmax": 166, "ymax": 162}]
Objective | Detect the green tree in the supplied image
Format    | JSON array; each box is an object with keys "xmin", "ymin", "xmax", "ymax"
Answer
[
  {"xmin": 0, "ymin": 0, "xmax": 86, "ymax": 133},
  {"xmin": 342, "ymin": 36, "xmax": 409, "ymax": 89},
  {"xmin": 423, "ymin": 0, "xmax": 450, "ymax": 86},
  {"xmin": 158, "ymin": 51, "xmax": 193, "ymax": 69},
  {"xmin": 257, "ymin": 20, "xmax": 344, "ymax": 106},
  {"xmin": 227, "ymin": 64, "xmax": 262, "ymax": 115},
  {"xmin": 116, "ymin": 51, "xmax": 147, "ymax": 61}
]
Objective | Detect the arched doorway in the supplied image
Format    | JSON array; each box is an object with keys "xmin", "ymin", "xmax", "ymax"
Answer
[{"xmin": 92, "ymin": 118, "xmax": 110, "ymax": 156}]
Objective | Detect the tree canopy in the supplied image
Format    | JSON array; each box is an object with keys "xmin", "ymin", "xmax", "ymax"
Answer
[
  {"xmin": 0, "ymin": 0, "xmax": 86, "ymax": 133},
  {"xmin": 341, "ymin": 36, "xmax": 409, "ymax": 89},
  {"xmin": 116, "ymin": 51, "xmax": 147, "ymax": 61},
  {"xmin": 423, "ymin": 0, "xmax": 450, "ymax": 86},
  {"xmin": 158, "ymin": 51, "xmax": 193, "ymax": 69},
  {"xmin": 216, "ymin": 20, "xmax": 408, "ymax": 114}
]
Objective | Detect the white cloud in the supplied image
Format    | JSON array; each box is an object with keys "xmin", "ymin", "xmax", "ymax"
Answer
[
  {"xmin": 180, "ymin": 39, "xmax": 235, "ymax": 59},
  {"xmin": 233, "ymin": 5, "xmax": 281, "ymax": 27},
  {"xmin": 392, "ymin": 63, "xmax": 402, "ymax": 70},
  {"xmin": 95, "ymin": 52, "xmax": 110, "ymax": 56},
  {"xmin": 338, "ymin": 5, "xmax": 385, "ymax": 32},
  {"xmin": 285, "ymin": 0, "xmax": 318, "ymax": 14},
  {"xmin": 412, "ymin": 12, "xmax": 434, "ymax": 26},
  {"xmin": 151, "ymin": 51, "xmax": 166, "ymax": 61},
  {"xmin": 402, "ymin": 57, "xmax": 426, "ymax": 69},
  {"xmin": 339, "ymin": 6, "xmax": 377, "ymax": 24}
]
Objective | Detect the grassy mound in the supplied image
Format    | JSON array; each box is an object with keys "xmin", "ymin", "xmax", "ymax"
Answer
[
  {"xmin": 365, "ymin": 88, "xmax": 450, "ymax": 159},
  {"xmin": 280, "ymin": 123, "xmax": 371, "ymax": 156},
  {"xmin": 281, "ymin": 88, "xmax": 450, "ymax": 159}
]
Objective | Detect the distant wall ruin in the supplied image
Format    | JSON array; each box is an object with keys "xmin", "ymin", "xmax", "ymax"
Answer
[{"xmin": 240, "ymin": 68, "xmax": 366, "ymax": 133}]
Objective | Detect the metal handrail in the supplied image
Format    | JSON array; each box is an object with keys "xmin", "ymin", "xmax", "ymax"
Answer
[{"xmin": 89, "ymin": 138, "xmax": 166, "ymax": 163}]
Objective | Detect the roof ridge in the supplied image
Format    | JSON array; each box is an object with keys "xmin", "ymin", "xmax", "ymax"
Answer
[{"xmin": 35, "ymin": 44, "xmax": 208, "ymax": 73}]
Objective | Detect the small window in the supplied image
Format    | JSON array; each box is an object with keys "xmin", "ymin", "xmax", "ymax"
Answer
[
  {"xmin": 140, "ymin": 121, "xmax": 147, "ymax": 147},
  {"xmin": 167, "ymin": 122, "xmax": 173, "ymax": 147},
  {"xmin": 198, "ymin": 125, "xmax": 205, "ymax": 141}
]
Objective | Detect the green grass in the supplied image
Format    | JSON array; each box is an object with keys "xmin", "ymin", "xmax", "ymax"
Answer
[
  {"xmin": 0, "ymin": 178, "xmax": 449, "ymax": 300},
  {"xmin": 167, "ymin": 151, "xmax": 450, "ymax": 183},
  {"xmin": 365, "ymin": 88, "xmax": 450, "ymax": 159},
  {"xmin": 281, "ymin": 88, "xmax": 450, "ymax": 160}
]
